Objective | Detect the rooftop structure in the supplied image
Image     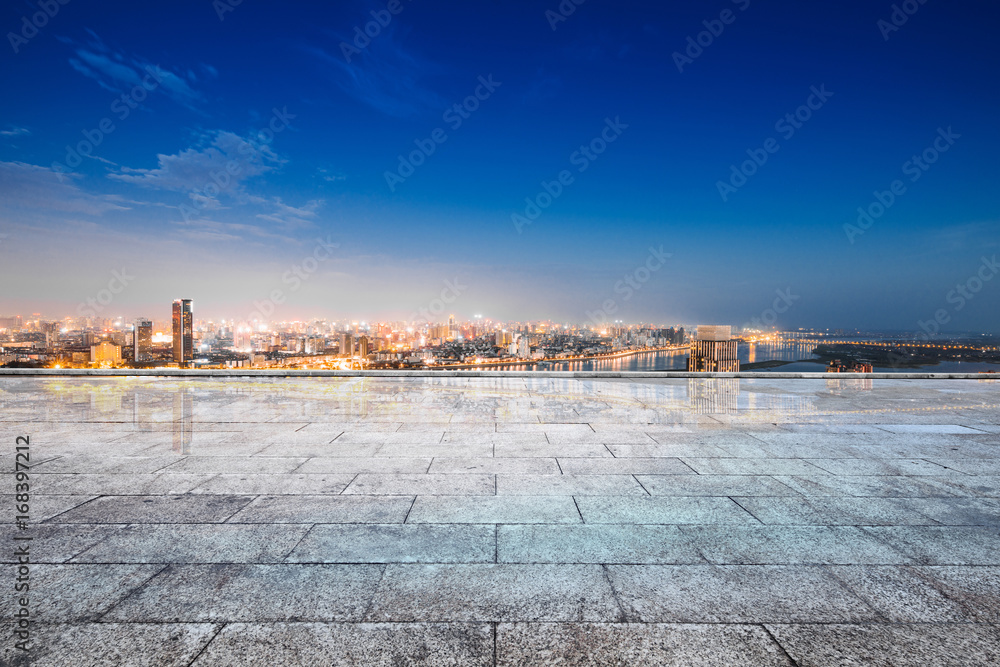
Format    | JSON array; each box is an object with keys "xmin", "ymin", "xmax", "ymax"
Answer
[{"xmin": 1, "ymin": 373, "xmax": 998, "ymax": 664}]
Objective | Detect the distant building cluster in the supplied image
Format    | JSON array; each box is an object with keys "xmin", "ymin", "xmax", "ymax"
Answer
[{"xmin": 0, "ymin": 300, "xmax": 688, "ymax": 370}]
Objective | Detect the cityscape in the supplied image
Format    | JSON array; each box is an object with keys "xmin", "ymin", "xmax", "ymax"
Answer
[{"xmin": 2, "ymin": 300, "xmax": 997, "ymax": 372}]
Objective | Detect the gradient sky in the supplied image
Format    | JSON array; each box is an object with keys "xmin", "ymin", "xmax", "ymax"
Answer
[{"xmin": 1, "ymin": 0, "xmax": 998, "ymax": 332}]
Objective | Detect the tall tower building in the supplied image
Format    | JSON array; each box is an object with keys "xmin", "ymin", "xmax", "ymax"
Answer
[
  {"xmin": 172, "ymin": 299, "xmax": 193, "ymax": 366},
  {"xmin": 687, "ymin": 325, "xmax": 739, "ymax": 372},
  {"xmin": 133, "ymin": 318, "xmax": 152, "ymax": 362}
]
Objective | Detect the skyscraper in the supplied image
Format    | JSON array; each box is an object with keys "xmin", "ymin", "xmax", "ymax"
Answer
[
  {"xmin": 133, "ymin": 318, "xmax": 152, "ymax": 362},
  {"xmin": 687, "ymin": 325, "xmax": 739, "ymax": 372},
  {"xmin": 172, "ymin": 299, "xmax": 193, "ymax": 366}
]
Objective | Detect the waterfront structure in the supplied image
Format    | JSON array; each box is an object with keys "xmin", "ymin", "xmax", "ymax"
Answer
[
  {"xmin": 688, "ymin": 325, "xmax": 740, "ymax": 372},
  {"xmin": 172, "ymin": 299, "xmax": 193, "ymax": 365}
]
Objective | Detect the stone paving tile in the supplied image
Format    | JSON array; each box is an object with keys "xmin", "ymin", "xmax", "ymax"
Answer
[
  {"xmin": 104, "ymin": 564, "xmax": 384, "ymax": 622},
  {"xmin": 636, "ymin": 474, "xmax": 798, "ymax": 496},
  {"xmin": 0, "ymin": 622, "xmax": 219, "ymax": 667},
  {"xmin": 255, "ymin": 442, "xmax": 383, "ymax": 457},
  {"xmin": 0, "ymin": 494, "xmax": 97, "ymax": 522},
  {"xmin": 342, "ymin": 473, "xmax": 495, "ymax": 495},
  {"xmin": 375, "ymin": 442, "xmax": 494, "ymax": 458},
  {"xmin": 186, "ymin": 473, "xmax": 356, "ymax": 495},
  {"xmin": 862, "ymin": 526, "xmax": 1000, "ymax": 565},
  {"xmin": 159, "ymin": 456, "xmax": 308, "ymax": 474},
  {"xmin": 826, "ymin": 565, "xmax": 971, "ymax": 622},
  {"xmin": 916, "ymin": 566, "xmax": 1000, "ymax": 622},
  {"xmin": 766, "ymin": 623, "xmax": 1000, "ymax": 666},
  {"xmin": 366, "ymin": 564, "xmax": 623, "ymax": 622},
  {"xmin": 499, "ymin": 525, "xmax": 704, "ymax": 564},
  {"xmin": 494, "ymin": 442, "xmax": 613, "ymax": 457},
  {"xmin": 228, "ymin": 495, "xmax": 413, "ymax": 524},
  {"xmin": 803, "ymin": 458, "xmax": 954, "ymax": 476},
  {"xmin": 733, "ymin": 496, "xmax": 939, "ymax": 526},
  {"xmin": 878, "ymin": 424, "xmax": 984, "ymax": 434},
  {"xmin": 683, "ymin": 526, "xmax": 911, "ymax": 565},
  {"xmin": 576, "ymin": 496, "xmax": 759, "ymax": 525},
  {"xmin": 441, "ymin": 432, "xmax": 547, "ymax": 445},
  {"xmin": 192, "ymin": 622, "xmax": 492, "ymax": 666},
  {"xmin": 608, "ymin": 443, "xmax": 732, "ymax": 458},
  {"xmin": 557, "ymin": 457, "xmax": 694, "ymax": 475},
  {"xmin": 607, "ymin": 565, "xmax": 878, "ymax": 623},
  {"xmin": 287, "ymin": 524, "xmax": 495, "ymax": 563},
  {"xmin": 497, "ymin": 474, "xmax": 648, "ymax": 496},
  {"xmin": 925, "ymin": 458, "xmax": 1000, "ymax": 475},
  {"xmin": 904, "ymin": 497, "xmax": 1000, "ymax": 525},
  {"xmin": 771, "ymin": 474, "xmax": 959, "ymax": 498},
  {"xmin": 30, "ymin": 473, "xmax": 212, "ymax": 496},
  {"xmin": 71, "ymin": 524, "xmax": 311, "ymax": 563},
  {"xmin": 31, "ymin": 455, "xmax": 183, "ymax": 474},
  {"xmin": 922, "ymin": 475, "xmax": 1000, "ymax": 497},
  {"xmin": 0, "ymin": 524, "xmax": 125, "ymax": 563},
  {"xmin": 407, "ymin": 496, "xmax": 581, "ymax": 524},
  {"xmin": 428, "ymin": 457, "xmax": 559, "ymax": 474},
  {"xmin": 27, "ymin": 564, "xmax": 164, "ymax": 622},
  {"xmin": 497, "ymin": 623, "xmax": 794, "ymax": 666},
  {"xmin": 296, "ymin": 456, "xmax": 432, "ymax": 474},
  {"xmin": 49, "ymin": 494, "xmax": 254, "ymax": 524},
  {"xmin": 681, "ymin": 458, "xmax": 827, "ymax": 476}
]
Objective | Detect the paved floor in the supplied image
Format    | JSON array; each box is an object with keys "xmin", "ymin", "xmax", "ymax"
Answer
[{"xmin": 1, "ymin": 375, "xmax": 999, "ymax": 665}]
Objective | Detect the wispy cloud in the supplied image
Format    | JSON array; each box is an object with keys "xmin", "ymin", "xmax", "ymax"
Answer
[
  {"xmin": 307, "ymin": 21, "xmax": 445, "ymax": 117},
  {"xmin": 0, "ymin": 126, "xmax": 30, "ymax": 138},
  {"xmin": 63, "ymin": 30, "xmax": 209, "ymax": 111},
  {"xmin": 0, "ymin": 161, "xmax": 129, "ymax": 217},
  {"xmin": 254, "ymin": 198, "xmax": 323, "ymax": 228}
]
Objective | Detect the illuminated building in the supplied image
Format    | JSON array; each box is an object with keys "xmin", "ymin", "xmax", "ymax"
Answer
[
  {"xmin": 90, "ymin": 341, "xmax": 121, "ymax": 365},
  {"xmin": 172, "ymin": 299, "xmax": 193, "ymax": 365},
  {"xmin": 340, "ymin": 333, "xmax": 353, "ymax": 357},
  {"xmin": 356, "ymin": 335, "xmax": 370, "ymax": 357},
  {"xmin": 688, "ymin": 325, "xmax": 740, "ymax": 372},
  {"xmin": 133, "ymin": 318, "xmax": 152, "ymax": 362}
]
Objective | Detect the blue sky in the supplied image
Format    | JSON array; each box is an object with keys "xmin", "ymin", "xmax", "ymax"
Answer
[{"xmin": 1, "ymin": 0, "xmax": 998, "ymax": 332}]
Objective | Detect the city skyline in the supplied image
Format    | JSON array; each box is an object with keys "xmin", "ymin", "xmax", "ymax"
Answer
[{"xmin": 2, "ymin": 1, "xmax": 999, "ymax": 332}]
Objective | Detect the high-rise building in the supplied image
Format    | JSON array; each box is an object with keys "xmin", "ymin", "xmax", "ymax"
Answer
[
  {"xmin": 687, "ymin": 325, "xmax": 739, "ymax": 372},
  {"xmin": 340, "ymin": 332, "xmax": 353, "ymax": 357},
  {"xmin": 356, "ymin": 335, "xmax": 370, "ymax": 357},
  {"xmin": 133, "ymin": 318, "xmax": 152, "ymax": 362},
  {"xmin": 172, "ymin": 299, "xmax": 193, "ymax": 365}
]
